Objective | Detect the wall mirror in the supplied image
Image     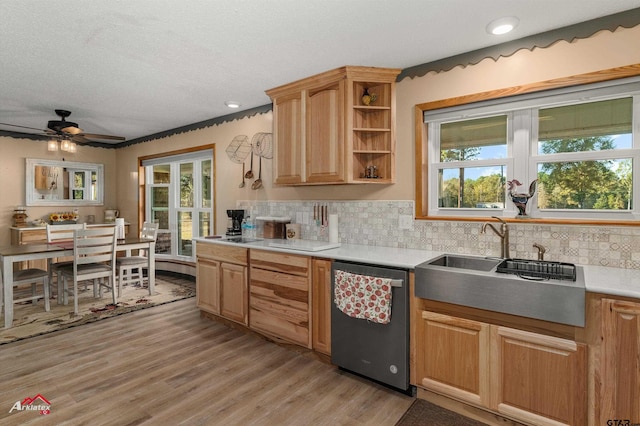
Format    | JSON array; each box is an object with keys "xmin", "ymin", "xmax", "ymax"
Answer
[{"xmin": 25, "ymin": 158, "xmax": 104, "ymax": 206}]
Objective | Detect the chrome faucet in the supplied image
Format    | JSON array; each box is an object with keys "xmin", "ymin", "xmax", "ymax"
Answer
[{"xmin": 481, "ymin": 216, "xmax": 510, "ymax": 258}]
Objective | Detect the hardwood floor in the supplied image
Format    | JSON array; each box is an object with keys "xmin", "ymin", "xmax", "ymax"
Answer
[{"xmin": 0, "ymin": 298, "xmax": 413, "ymax": 425}]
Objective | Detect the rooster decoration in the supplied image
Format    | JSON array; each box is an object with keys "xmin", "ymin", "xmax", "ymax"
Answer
[{"xmin": 507, "ymin": 179, "xmax": 537, "ymax": 218}]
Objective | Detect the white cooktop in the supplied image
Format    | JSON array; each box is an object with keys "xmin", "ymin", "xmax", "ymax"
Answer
[{"xmin": 268, "ymin": 239, "xmax": 341, "ymax": 252}]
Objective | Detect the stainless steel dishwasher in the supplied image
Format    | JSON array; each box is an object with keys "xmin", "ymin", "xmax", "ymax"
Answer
[{"xmin": 331, "ymin": 261, "xmax": 412, "ymax": 393}]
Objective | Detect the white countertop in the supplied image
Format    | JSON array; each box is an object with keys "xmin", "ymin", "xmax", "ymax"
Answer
[{"xmin": 193, "ymin": 237, "xmax": 640, "ymax": 300}]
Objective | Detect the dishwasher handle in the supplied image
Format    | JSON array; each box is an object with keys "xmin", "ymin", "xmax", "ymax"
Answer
[{"xmin": 390, "ymin": 279, "xmax": 403, "ymax": 288}]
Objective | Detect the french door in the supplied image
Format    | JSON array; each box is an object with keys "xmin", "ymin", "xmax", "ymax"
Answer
[{"xmin": 144, "ymin": 150, "xmax": 213, "ymax": 262}]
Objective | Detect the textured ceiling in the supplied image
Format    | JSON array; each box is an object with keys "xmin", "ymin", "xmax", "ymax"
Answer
[{"xmin": 0, "ymin": 0, "xmax": 638, "ymax": 146}]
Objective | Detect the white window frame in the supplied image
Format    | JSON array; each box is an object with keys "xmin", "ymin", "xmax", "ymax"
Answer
[
  {"xmin": 425, "ymin": 78, "xmax": 640, "ymax": 221},
  {"xmin": 143, "ymin": 149, "xmax": 214, "ymax": 262}
]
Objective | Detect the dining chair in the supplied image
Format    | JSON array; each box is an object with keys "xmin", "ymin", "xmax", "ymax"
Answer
[
  {"xmin": 46, "ymin": 223, "xmax": 87, "ymax": 301},
  {"xmin": 58, "ymin": 227, "xmax": 117, "ymax": 316},
  {"xmin": 117, "ymin": 222, "xmax": 159, "ymax": 296},
  {"xmin": 5, "ymin": 268, "xmax": 51, "ymax": 315}
]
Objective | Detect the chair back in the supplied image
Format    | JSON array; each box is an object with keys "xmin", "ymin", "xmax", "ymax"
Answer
[
  {"xmin": 140, "ymin": 222, "xmax": 159, "ymax": 241},
  {"xmin": 73, "ymin": 228, "xmax": 117, "ymax": 268},
  {"xmin": 46, "ymin": 223, "xmax": 86, "ymax": 243}
]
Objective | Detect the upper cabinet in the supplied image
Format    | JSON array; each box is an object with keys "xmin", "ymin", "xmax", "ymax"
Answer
[{"xmin": 266, "ymin": 66, "xmax": 401, "ymax": 185}]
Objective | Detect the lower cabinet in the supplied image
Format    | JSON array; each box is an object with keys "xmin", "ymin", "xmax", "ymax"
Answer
[
  {"xmin": 491, "ymin": 326, "xmax": 587, "ymax": 426},
  {"xmin": 311, "ymin": 258, "xmax": 332, "ymax": 355},
  {"xmin": 196, "ymin": 256, "xmax": 220, "ymax": 314},
  {"xmin": 415, "ymin": 310, "xmax": 587, "ymax": 426},
  {"xmin": 249, "ymin": 249, "xmax": 312, "ymax": 348},
  {"xmin": 598, "ymin": 297, "xmax": 640, "ymax": 424},
  {"xmin": 195, "ymin": 242, "xmax": 248, "ymax": 326}
]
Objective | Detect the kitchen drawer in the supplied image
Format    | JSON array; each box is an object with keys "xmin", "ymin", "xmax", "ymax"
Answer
[
  {"xmin": 15, "ymin": 229, "xmax": 47, "ymax": 244},
  {"xmin": 250, "ymin": 249, "xmax": 309, "ymax": 276},
  {"xmin": 249, "ymin": 266, "xmax": 311, "ymax": 348},
  {"xmin": 196, "ymin": 242, "xmax": 247, "ymax": 265}
]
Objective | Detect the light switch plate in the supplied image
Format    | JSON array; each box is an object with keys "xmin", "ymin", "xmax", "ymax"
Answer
[{"xmin": 399, "ymin": 214, "xmax": 413, "ymax": 230}]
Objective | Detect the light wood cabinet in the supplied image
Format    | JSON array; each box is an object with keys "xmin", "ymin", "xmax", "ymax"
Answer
[
  {"xmin": 271, "ymin": 93, "xmax": 303, "ymax": 184},
  {"xmin": 597, "ymin": 298, "xmax": 640, "ymax": 424},
  {"xmin": 249, "ymin": 249, "xmax": 311, "ymax": 348},
  {"xmin": 415, "ymin": 309, "xmax": 587, "ymax": 425},
  {"xmin": 415, "ymin": 311, "xmax": 491, "ymax": 408},
  {"xmin": 196, "ymin": 256, "xmax": 220, "ymax": 314},
  {"xmin": 266, "ymin": 66, "xmax": 400, "ymax": 185},
  {"xmin": 195, "ymin": 242, "xmax": 248, "ymax": 326},
  {"xmin": 491, "ymin": 326, "xmax": 587, "ymax": 426},
  {"xmin": 311, "ymin": 258, "xmax": 332, "ymax": 355}
]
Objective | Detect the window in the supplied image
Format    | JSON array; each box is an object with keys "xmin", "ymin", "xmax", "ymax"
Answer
[
  {"xmin": 420, "ymin": 73, "xmax": 640, "ymax": 222},
  {"xmin": 142, "ymin": 148, "xmax": 214, "ymax": 261}
]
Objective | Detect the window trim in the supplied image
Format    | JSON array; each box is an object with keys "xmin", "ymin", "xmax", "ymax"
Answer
[{"xmin": 415, "ymin": 64, "xmax": 640, "ymax": 225}]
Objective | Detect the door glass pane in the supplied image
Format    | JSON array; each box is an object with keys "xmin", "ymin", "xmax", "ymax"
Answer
[
  {"xmin": 151, "ymin": 187, "xmax": 169, "ymax": 208},
  {"xmin": 199, "ymin": 211, "xmax": 211, "ymax": 237},
  {"xmin": 201, "ymin": 159, "xmax": 212, "ymax": 208},
  {"xmin": 153, "ymin": 164, "xmax": 170, "ymax": 184},
  {"xmin": 155, "ymin": 232, "xmax": 171, "ymax": 255},
  {"xmin": 178, "ymin": 211, "xmax": 193, "ymax": 256},
  {"xmin": 438, "ymin": 166, "xmax": 506, "ymax": 208},
  {"xmin": 151, "ymin": 187, "xmax": 169, "ymax": 229},
  {"xmin": 180, "ymin": 163, "xmax": 194, "ymax": 207}
]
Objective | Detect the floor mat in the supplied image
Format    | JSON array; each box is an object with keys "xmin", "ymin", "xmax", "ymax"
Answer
[{"xmin": 0, "ymin": 272, "xmax": 195, "ymax": 345}]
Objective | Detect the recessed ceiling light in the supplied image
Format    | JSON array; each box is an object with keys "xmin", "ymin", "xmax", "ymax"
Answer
[
  {"xmin": 486, "ymin": 16, "xmax": 519, "ymax": 35},
  {"xmin": 225, "ymin": 101, "xmax": 241, "ymax": 109}
]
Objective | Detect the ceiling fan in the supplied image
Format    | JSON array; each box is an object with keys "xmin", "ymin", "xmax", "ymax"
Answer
[{"xmin": 0, "ymin": 109, "xmax": 126, "ymax": 143}]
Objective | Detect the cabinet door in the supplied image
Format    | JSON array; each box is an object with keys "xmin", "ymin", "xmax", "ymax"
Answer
[
  {"xmin": 491, "ymin": 326, "xmax": 587, "ymax": 426},
  {"xmin": 416, "ymin": 311, "xmax": 491, "ymax": 407},
  {"xmin": 600, "ymin": 298, "xmax": 640, "ymax": 424},
  {"xmin": 312, "ymin": 259, "xmax": 332, "ymax": 355},
  {"xmin": 220, "ymin": 262, "xmax": 248, "ymax": 325},
  {"xmin": 305, "ymin": 82, "xmax": 345, "ymax": 183},
  {"xmin": 273, "ymin": 93, "xmax": 303, "ymax": 185},
  {"xmin": 195, "ymin": 257, "xmax": 220, "ymax": 315}
]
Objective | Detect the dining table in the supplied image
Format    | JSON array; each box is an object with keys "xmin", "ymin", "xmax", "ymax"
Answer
[{"xmin": 0, "ymin": 237, "xmax": 156, "ymax": 328}]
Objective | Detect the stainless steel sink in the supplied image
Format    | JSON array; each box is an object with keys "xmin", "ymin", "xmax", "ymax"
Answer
[
  {"xmin": 415, "ymin": 254, "xmax": 585, "ymax": 327},
  {"xmin": 426, "ymin": 254, "xmax": 501, "ymax": 271}
]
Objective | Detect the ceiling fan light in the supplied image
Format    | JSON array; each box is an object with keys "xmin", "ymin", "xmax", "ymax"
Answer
[
  {"xmin": 62, "ymin": 125, "xmax": 83, "ymax": 135},
  {"xmin": 61, "ymin": 139, "xmax": 71, "ymax": 151},
  {"xmin": 48, "ymin": 140, "xmax": 58, "ymax": 152},
  {"xmin": 68, "ymin": 142, "xmax": 77, "ymax": 153}
]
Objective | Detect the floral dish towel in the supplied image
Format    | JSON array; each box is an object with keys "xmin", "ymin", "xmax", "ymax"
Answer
[{"xmin": 334, "ymin": 269, "xmax": 393, "ymax": 324}]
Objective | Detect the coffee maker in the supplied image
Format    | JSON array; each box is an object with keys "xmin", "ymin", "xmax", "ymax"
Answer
[{"xmin": 226, "ymin": 209, "xmax": 245, "ymax": 236}]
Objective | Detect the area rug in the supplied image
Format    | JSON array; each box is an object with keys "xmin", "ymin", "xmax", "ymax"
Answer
[
  {"xmin": 395, "ymin": 399, "xmax": 488, "ymax": 426},
  {"xmin": 0, "ymin": 272, "xmax": 195, "ymax": 345}
]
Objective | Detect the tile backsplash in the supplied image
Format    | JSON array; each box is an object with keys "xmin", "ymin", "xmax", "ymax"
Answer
[{"xmin": 239, "ymin": 200, "xmax": 640, "ymax": 270}]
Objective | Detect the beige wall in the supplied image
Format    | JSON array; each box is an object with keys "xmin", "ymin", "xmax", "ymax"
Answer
[
  {"xmin": 0, "ymin": 139, "xmax": 117, "ymax": 246},
  {"xmin": 2, "ymin": 25, "xmax": 638, "ymax": 243}
]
